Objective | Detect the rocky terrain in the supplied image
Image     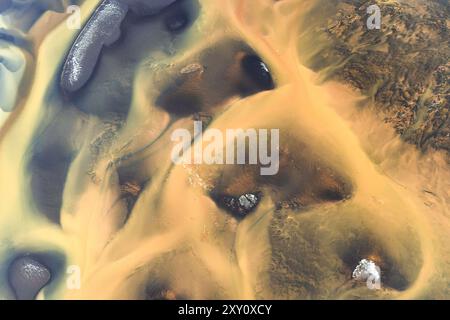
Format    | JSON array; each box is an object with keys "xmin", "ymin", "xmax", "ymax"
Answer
[{"xmin": 303, "ymin": 0, "xmax": 449, "ymax": 155}]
